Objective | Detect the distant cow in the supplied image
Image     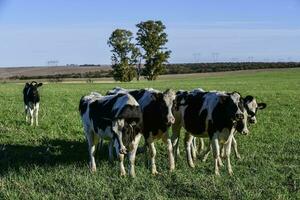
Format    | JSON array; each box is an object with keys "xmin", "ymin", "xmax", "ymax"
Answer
[
  {"xmin": 107, "ymin": 87, "xmax": 176, "ymax": 175},
  {"xmin": 23, "ymin": 81, "xmax": 43, "ymax": 126},
  {"xmin": 172, "ymin": 90, "xmax": 247, "ymax": 175},
  {"xmin": 79, "ymin": 92, "xmax": 143, "ymax": 177}
]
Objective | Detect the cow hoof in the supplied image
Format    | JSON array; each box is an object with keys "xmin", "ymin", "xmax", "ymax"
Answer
[
  {"xmin": 215, "ymin": 171, "xmax": 220, "ymax": 176},
  {"xmin": 229, "ymin": 171, "xmax": 234, "ymax": 176},
  {"xmin": 120, "ymin": 172, "xmax": 126, "ymax": 177},
  {"xmin": 169, "ymin": 164, "xmax": 175, "ymax": 172},
  {"xmin": 188, "ymin": 162, "xmax": 195, "ymax": 168},
  {"xmin": 236, "ymin": 155, "xmax": 241, "ymax": 160},
  {"xmin": 170, "ymin": 167, "xmax": 175, "ymax": 172},
  {"xmin": 90, "ymin": 167, "xmax": 96, "ymax": 173},
  {"xmin": 151, "ymin": 171, "xmax": 160, "ymax": 175}
]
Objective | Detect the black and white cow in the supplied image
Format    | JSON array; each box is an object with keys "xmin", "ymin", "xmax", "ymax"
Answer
[
  {"xmin": 230, "ymin": 95, "xmax": 267, "ymax": 157},
  {"xmin": 200, "ymin": 94, "xmax": 267, "ymax": 162},
  {"xmin": 172, "ymin": 90, "xmax": 247, "ymax": 175},
  {"xmin": 23, "ymin": 81, "xmax": 43, "ymax": 126},
  {"xmin": 79, "ymin": 92, "xmax": 143, "ymax": 177},
  {"xmin": 107, "ymin": 87, "xmax": 176, "ymax": 175}
]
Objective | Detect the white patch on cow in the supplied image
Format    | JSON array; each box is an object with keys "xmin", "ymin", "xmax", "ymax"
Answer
[
  {"xmin": 163, "ymin": 89, "xmax": 176, "ymax": 124},
  {"xmin": 107, "ymin": 87, "xmax": 128, "ymax": 95},
  {"xmin": 246, "ymin": 98, "xmax": 258, "ymax": 123},
  {"xmin": 230, "ymin": 92, "xmax": 241, "ymax": 104},
  {"xmin": 81, "ymin": 92, "xmax": 102, "ymax": 105},
  {"xmin": 230, "ymin": 92, "xmax": 244, "ymax": 117},
  {"xmin": 199, "ymin": 92, "xmax": 221, "ymax": 121}
]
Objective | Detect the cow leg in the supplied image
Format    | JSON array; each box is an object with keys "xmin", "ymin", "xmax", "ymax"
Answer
[
  {"xmin": 29, "ymin": 108, "xmax": 34, "ymax": 126},
  {"xmin": 211, "ymin": 133, "xmax": 221, "ymax": 176},
  {"xmin": 162, "ymin": 132, "xmax": 175, "ymax": 172},
  {"xmin": 86, "ymin": 132, "xmax": 98, "ymax": 172},
  {"xmin": 197, "ymin": 138, "xmax": 205, "ymax": 153},
  {"xmin": 128, "ymin": 133, "xmax": 142, "ymax": 177},
  {"xmin": 185, "ymin": 133, "xmax": 195, "ymax": 168},
  {"xmin": 225, "ymin": 134, "xmax": 234, "ymax": 176},
  {"xmin": 147, "ymin": 140, "xmax": 158, "ymax": 175},
  {"xmin": 202, "ymin": 142, "xmax": 211, "ymax": 162},
  {"xmin": 114, "ymin": 139, "xmax": 126, "ymax": 176},
  {"xmin": 171, "ymin": 123, "xmax": 181, "ymax": 160},
  {"xmin": 112, "ymin": 119, "xmax": 127, "ymax": 154},
  {"xmin": 232, "ymin": 136, "xmax": 241, "ymax": 159},
  {"xmin": 191, "ymin": 137, "xmax": 197, "ymax": 161},
  {"xmin": 34, "ymin": 103, "xmax": 39, "ymax": 126},
  {"xmin": 108, "ymin": 139, "xmax": 114, "ymax": 163},
  {"xmin": 200, "ymin": 138, "xmax": 205, "ymax": 152},
  {"xmin": 25, "ymin": 106, "xmax": 29, "ymax": 123},
  {"xmin": 220, "ymin": 144, "xmax": 225, "ymax": 158}
]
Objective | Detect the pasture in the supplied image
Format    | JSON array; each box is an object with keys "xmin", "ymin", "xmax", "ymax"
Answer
[{"xmin": 0, "ymin": 69, "xmax": 299, "ymax": 199}]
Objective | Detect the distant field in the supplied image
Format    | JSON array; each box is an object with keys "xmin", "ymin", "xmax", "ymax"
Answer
[
  {"xmin": 0, "ymin": 69, "xmax": 299, "ymax": 199},
  {"xmin": 0, "ymin": 65, "xmax": 111, "ymax": 79}
]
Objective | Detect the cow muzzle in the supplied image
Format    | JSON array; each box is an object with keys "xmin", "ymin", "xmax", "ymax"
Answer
[
  {"xmin": 241, "ymin": 127, "xmax": 249, "ymax": 135},
  {"xmin": 249, "ymin": 117, "xmax": 257, "ymax": 124}
]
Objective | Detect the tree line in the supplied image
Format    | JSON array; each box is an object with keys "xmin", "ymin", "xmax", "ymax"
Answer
[{"xmin": 8, "ymin": 62, "xmax": 300, "ymax": 81}]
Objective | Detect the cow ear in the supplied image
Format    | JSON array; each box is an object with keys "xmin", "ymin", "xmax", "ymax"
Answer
[
  {"xmin": 258, "ymin": 103, "xmax": 266, "ymax": 110},
  {"xmin": 25, "ymin": 83, "xmax": 30, "ymax": 87},
  {"xmin": 37, "ymin": 83, "xmax": 43, "ymax": 87}
]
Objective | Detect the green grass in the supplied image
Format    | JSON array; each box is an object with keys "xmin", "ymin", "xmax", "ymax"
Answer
[{"xmin": 1, "ymin": 69, "xmax": 299, "ymax": 199}]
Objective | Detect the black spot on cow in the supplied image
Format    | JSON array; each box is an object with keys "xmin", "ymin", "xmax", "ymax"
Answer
[
  {"xmin": 89, "ymin": 95, "xmax": 121, "ymax": 132},
  {"xmin": 129, "ymin": 89, "xmax": 146, "ymax": 100},
  {"xmin": 183, "ymin": 92, "xmax": 207, "ymax": 136}
]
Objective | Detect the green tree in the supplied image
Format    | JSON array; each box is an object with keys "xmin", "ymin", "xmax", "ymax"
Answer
[
  {"xmin": 107, "ymin": 29, "xmax": 140, "ymax": 82},
  {"xmin": 136, "ymin": 20, "xmax": 171, "ymax": 80}
]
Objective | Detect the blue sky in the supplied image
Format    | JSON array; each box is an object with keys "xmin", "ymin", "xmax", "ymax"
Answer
[{"xmin": 0, "ymin": 0, "xmax": 300, "ymax": 67}]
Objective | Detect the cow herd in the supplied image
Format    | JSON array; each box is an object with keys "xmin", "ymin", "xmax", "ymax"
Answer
[{"xmin": 23, "ymin": 81, "xmax": 267, "ymax": 177}]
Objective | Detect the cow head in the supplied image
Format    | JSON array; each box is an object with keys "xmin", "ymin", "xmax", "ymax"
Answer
[
  {"xmin": 163, "ymin": 89, "xmax": 176, "ymax": 126},
  {"xmin": 173, "ymin": 90, "xmax": 188, "ymax": 111},
  {"xmin": 24, "ymin": 81, "xmax": 43, "ymax": 104},
  {"xmin": 244, "ymin": 95, "xmax": 267, "ymax": 124},
  {"xmin": 220, "ymin": 92, "xmax": 249, "ymax": 134},
  {"xmin": 152, "ymin": 89, "xmax": 176, "ymax": 128}
]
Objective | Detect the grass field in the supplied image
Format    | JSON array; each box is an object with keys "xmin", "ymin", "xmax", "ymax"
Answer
[{"xmin": 0, "ymin": 69, "xmax": 299, "ymax": 199}]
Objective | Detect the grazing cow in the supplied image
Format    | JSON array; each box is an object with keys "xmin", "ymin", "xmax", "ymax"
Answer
[
  {"xmin": 107, "ymin": 87, "xmax": 176, "ymax": 175},
  {"xmin": 23, "ymin": 81, "xmax": 43, "ymax": 126},
  {"xmin": 79, "ymin": 92, "xmax": 143, "ymax": 177},
  {"xmin": 172, "ymin": 90, "xmax": 247, "ymax": 175}
]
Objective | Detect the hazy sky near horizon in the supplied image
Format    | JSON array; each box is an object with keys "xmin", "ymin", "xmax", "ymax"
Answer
[{"xmin": 0, "ymin": 0, "xmax": 300, "ymax": 67}]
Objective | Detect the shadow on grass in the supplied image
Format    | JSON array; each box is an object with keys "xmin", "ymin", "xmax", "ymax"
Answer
[{"xmin": 0, "ymin": 139, "xmax": 112, "ymax": 175}]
